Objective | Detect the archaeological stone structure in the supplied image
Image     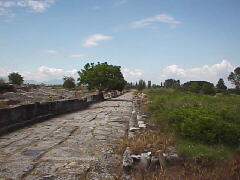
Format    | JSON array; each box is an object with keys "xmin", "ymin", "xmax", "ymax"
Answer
[{"xmin": 0, "ymin": 92, "xmax": 133, "ymax": 179}]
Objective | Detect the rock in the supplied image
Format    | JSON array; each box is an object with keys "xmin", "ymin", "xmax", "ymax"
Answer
[
  {"xmin": 138, "ymin": 152, "xmax": 151, "ymax": 170},
  {"xmin": 129, "ymin": 127, "xmax": 140, "ymax": 132},
  {"xmin": 121, "ymin": 174, "xmax": 132, "ymax": 180},
  {"xmin": 137, "ymin": 121, "xmax": 144, "ymax": 125},
  {"xmin": 149, "ymin": 156, "xmax": 160, "ymax": 169},
  {"xmin": 142, "ymin": 114, "xmax": 149, "ymax": 118},
  {"xmin": 139, "ymin": 155, "xmax": 150, "ymax": 170},
  {"xmin": 165, "ymin": 153, "xmax": 181, "ymax": 166},
  {"xmin": 158, "ymin": 152, "xmax": 166, "ymax": 169},
  {"xmin": 137, "ymin": 115, "xmax": 142, "ymax": 120},
  {"xmin": 139, "ymin": 123, "xmax": 146, "ymax": 128},
  {"xmin": 123, "ymin": 147, "xmax": 133, "ymax": 172},
  {"xmin": 131, "ymin": 154, "xmax": 141, "ymax": 162}
]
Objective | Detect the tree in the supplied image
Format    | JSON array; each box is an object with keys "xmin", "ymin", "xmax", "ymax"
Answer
[
  {"xmin": 164, "ymin": 79, "xmax": 180, "ymax": 88},
  {"xmin": 228, "ymin": 67, "xmax": 240, "ymax": 89},
  {"xmin": 202, "ymin": 83, "xmax": 216, "ymax": 95},
  {"xmin": 147, "ymin": 81, "xmax": 151, "ymax": 88},
  {"xmin": 78, "ymin": 62, "xmax": 126, "ymax": 91},
  {"xmin": 216, "ymin": 78, "xmax": 227, "ymax": 90},
  {"xmin": 63, "ymin": 76, "xmax": 76, "ymax": 89},
  {"xmin": 8, "ymin": 72, "xmax": 23, "ymax": 85},
  {"xmin": 136, "ymin": 79, "xmax": 146, "ymax": 91}
]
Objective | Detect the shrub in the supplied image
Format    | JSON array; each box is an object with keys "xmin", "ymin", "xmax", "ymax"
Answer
[
  {"xmin": 8, "ymin": 72, "xmax": 24, "ymax": 85},
  {"xmin": 169, "ymin": 106, "xmax": 240, "ymax": 145},
  {"xmin": 63, "ymin": 76, "xmax": 76, "ymax": 89},
  {"xmin": 201, "ymin": 83, "xmax": 216, "ymax": 95},
  {"xmin": 188, "ymin": 82, "xmax": 201, "ymax": 93}
]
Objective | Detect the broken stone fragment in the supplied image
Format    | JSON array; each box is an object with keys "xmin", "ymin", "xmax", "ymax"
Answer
[
  {"xmin": 138, "ymin": 155, "xmax": 150, "ymax": 170},
  {"xmin": 129, "ymin": 127, "xmax": 140, "ymax": 132},
  {"xmin": 139, "ymin": 123, "xmax": 146, "ymax": 128},
  {"xmin": 136, "ymin": 152, "xmax": 151, "ymax": 170},
  {"xmin": 149, "ymin": 156, "xmax": 160, "ymax": 169},
  {"xmin": 165, "ymin": 153, "xmax": 180, "ymax": 166},
  {"xmin": 136, "ymin": 115, "xmax": 142, "ymax": 120},
  {"xmin": 137, "ymin": 121, "xmax": 144, "ymax": 126},
  {"xmin": 123, "ymin": 147, "xmax": 134, "ymax": 172},
  {"xmin": 141, "ymin": 114, "xmax": 149, "ymax": 118},
  {"xmin": 121, "ymin": 174, "xmax": 132, "ymax": 180},
  {"xmin": 158, "ymin": 152, "xmax": 166, "ymax": 169}
]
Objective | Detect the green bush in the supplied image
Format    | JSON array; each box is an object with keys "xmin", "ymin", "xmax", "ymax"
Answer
[
  {"xmin": 169, "ymin": 106, "xmax": 240, "ymax": 145},
  {"xmin": 201, "ymin": 83, "xmax": 216, "ymax": 95},
  {"xmin": 63, "ymin": 76, "xmax": 76, "ymax": 89}
]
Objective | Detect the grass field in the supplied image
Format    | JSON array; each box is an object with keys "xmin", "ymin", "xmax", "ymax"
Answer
[{"xmin": 146, "ymin": 88, "xmax": 240, "ymax": 163}]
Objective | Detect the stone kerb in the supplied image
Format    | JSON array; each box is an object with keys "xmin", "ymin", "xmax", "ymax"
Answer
[{"xmin": 0, "ymin": 92, "xmax": 106, "ymax": 135}]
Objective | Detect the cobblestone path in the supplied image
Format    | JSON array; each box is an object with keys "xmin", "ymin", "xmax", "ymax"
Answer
[{"xmin": 0, "ymin": 93, "xmax": 133, "ymax": 180}]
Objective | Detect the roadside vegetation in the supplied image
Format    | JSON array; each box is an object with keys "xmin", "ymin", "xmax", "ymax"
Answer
[
  {"xmin": 115, "ymin": 88, "xmax": 240, "ymax": 179},
  {"xmin": 147, "ymin": 88, "xmax": 240, "ymax": 161},
  {"xmin": 115, "ymin": 66, "xmax": 240, "ymax": 179}
]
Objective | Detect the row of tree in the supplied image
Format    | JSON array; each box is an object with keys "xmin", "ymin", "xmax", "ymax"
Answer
[
  {"xmin": 2, "ymin": 65, "xmax": 240, "ymax": 92},
  {"xmin": 2, "ymin": 62, "xmax": 126, "ymax": 91}
]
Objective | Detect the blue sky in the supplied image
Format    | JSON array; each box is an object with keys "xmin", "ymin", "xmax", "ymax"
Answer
[{"xmin": 0, "ymin": 0, "xmax": 239, "ymax": 86}]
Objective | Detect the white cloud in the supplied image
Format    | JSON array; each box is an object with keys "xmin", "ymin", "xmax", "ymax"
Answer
[
  {"xmin": 35, "ymin": 66, "xmax": 78, "ymax": 81},
  {"xmin": 0, "ymin": 65, "xmax": 78, "ymax": 82},
  {"xmin": 123, "ymin": 68, "xmax": 143, "ymax": 82},
  {"xmin": 44, "ymin": 50, "xmax": 58, "ymax": 54},
  {"xmin": 0, "ymin": 1, "xmax": 16, "ymax": 7},
  {"xmin": 0, "ymin": 0, "xmax": 55, "ymax": 16},
  {"xmin": 160, "ymin": 60, "xmax": 234, "ymax": 87},
  {"xmin": 131, "ymin": 13, "xmax": 181, "ymax": 28},
  {"xmin": 18, "ymin": 0, "xmax": 55, "ymax": 13},
  {"xmin": 0, "ymin": 6, "xmax": 15, "ymax": 17},
  {"xmin": 82, "ymin": 34, "xmax": 113, "ymax": 47},
  {"xmin": 70, "ymin": 54, "xmax": 84, "ymax": 58},
  {"xmin": 0, "ymin": 66, "xmax": 14, "ymax": 77}
]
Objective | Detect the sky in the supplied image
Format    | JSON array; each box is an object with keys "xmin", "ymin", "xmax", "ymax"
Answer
[{"xmin": 0, "ymin": 0, "xmax": 239, "ymax": 86}]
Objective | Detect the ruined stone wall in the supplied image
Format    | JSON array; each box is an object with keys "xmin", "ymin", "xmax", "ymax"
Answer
[{"xmin": 0, "ymin": 92, "xmax": 106, "ymax": 135}]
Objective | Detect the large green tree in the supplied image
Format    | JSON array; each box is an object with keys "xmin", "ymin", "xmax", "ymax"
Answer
[
  {"xmin": 216, "ymin": 78, "xmax": 227, "ymax": 90},
  {"xmin": 63, "ymin": 76, "xmax": 76, "ymax": 89},
  {"xmin": 8, "ymin": 72, "xmax": 24, "ymax": 85},
  {"xmin": 228, "ymin": 67, "xmax": 240, "ymax": 89},
  {"xmin": 164, "ymin": 79, "xmax": 180, "ymax": 88},
  {"xmin": 78, "ymin": 62, "xmax": 126, "ymax": 91},
  {"xmin": 202, "ymin": 83, "xmax": 216, "ymax": 95}
]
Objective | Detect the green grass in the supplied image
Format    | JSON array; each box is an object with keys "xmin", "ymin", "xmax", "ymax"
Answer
[
  {"xmin": 177, "ymin": 139, "xmax": 232, "ymax": 163},
  {"xmin": 145, "ymin": 88, "xmax": 240, "ymax": 163}
]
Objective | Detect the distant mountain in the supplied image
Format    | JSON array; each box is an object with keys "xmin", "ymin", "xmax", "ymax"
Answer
[
  {"xmin": 24, "ymin": 80, "xmax": 41, "ymax": 84},
  {"xmin": 42, "ymin": 79, "xmax": 63, "ymax": 85},
  {"xmin": 1, "ymin": 76, "xmax": 63, "ymax": 85}
]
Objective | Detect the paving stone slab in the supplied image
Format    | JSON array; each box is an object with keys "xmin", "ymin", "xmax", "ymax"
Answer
[{"xmin": 0, "ymin": 93, "xmax": 133, "ymax": 179}]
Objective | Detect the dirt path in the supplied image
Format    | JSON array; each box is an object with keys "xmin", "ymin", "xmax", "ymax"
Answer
[{"xmin": 0, "ymin": 93, "xmax": 133, "ymax": 180}]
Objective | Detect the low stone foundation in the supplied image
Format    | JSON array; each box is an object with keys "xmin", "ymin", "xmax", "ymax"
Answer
[{"xmin": 0, "ymin": 92, "xmax": 107, "ymax": 135}]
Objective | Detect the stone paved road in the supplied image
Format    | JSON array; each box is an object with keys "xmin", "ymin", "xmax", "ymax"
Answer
[{"xmin": 0, "ymin": 93, "xmax": 133, "ymax": 180}]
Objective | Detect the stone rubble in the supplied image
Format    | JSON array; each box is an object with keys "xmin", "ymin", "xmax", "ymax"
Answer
[
  {"xmin": 0, "ymin": 86, "xmax": 100, "ymax": 108},
  {"xmin": 122, "ymin": 92, "xmax": 179, "ymax": 179}
]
